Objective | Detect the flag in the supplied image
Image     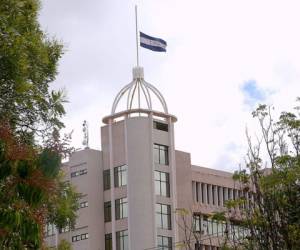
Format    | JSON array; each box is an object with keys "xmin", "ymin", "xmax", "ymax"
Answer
[{"xmin": 140, "ymin": 32, "xmax": 167, "ymax": 52}]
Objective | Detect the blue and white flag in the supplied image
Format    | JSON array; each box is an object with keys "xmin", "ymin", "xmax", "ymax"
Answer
[{"xmin": 140, "ymin": 32, "xmax": 167, "ymax": 52}]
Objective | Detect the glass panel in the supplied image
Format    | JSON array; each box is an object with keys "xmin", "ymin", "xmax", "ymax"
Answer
[
  {"xmin": 155, "ymin": 180, "xmax": 160, "ymax": 195},
  {"xmin": 123, "ymin": 201, "xmax": 128, "ymax": 218},
  {"xmin": 162, "ymin": 214, "xmax": 168, "ymax": 229},
  {"xmin": 157, "ymin": 236, "xmax": 172, "ymax": 250},
  {"xmin": 124, "ymin": 235, "xmax": 128, "ymax": 250},
  {"xmin": 157, "ymin": 236, "xmax": 163, "ymax": 246},
  {"xmin": 168, "ymin": 237, "xmax": 172, "ymax": 250},
  {"xmin": 161, "ymin": 172, "xmax": 166, "ymax": 182},
  {"xmin": 156, "ymin": 212, "xmax": 161, "ymax": 228},
  {"xmin": 163, "ymin": 148, "xmax": 169, "ymax": 165},
  {"xmin": 160, "ymin": 151, "xmax": 166, "ymax": 165},
  {"xmin": 212, "ymin": 221, "xmax": 218, "ymax": 235},
  {"xmin": 155, "ymin": 170, "xmax": 160, "ymax": 180},
  {"xmin": 161, "ymin": 184, "xmax": 166, "ymax": 196},
  {"xmin": 156, "ymin": 203, "xmax": 161, "ymax": 212},
  {"xmin": 122, "ymin": 169, "xmax": 127, "ymax": 186},
  {"xmin": 161, "ymin": 204, "xmax": 168, "ymax": 214},
  {"xmin": 154, "ymin": 145, "xmax": 160, "ymax": 164},
  {"xmin": 114, "ymin": 167, "xmax": 119, "ymax": 187},
  {"xmin": 115, "ymin": 200, "xmax": 120, "ymax": 220},
  {"xmin": 208, "ymin": 219, "xmax": 213, "ymax": 235}
]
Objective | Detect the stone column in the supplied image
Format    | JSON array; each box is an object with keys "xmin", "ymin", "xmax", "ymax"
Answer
[
  {"xmin": 198, "ymin": 182, "xmax": 202, "ymax": 203},
  {"xmin": 213, "ymin": 185, "xmax": 218, "ymax": 206},
  {"xmin": 208, "ymin": 184, "xmax": 212, "ymax": 205},
  {"xmin": 203, "ymin": 183, "xmax": 208, "ymax": 204}
]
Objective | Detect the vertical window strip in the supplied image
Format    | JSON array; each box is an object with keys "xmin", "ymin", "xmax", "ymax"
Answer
[
  {"xmin": 114, "ymin": 165, "xmax": 127, "ymax": 188},
  {"xmin": 156, "ymin": 203, "xmax": 171, "ymax": 230},
  {"xmin": 154, "ymin": 144, "xmax": 169, "ymax": 165},
  {"xmin": 103, "ymin": 169, "xmax": 110, "ymax": 190},
  {"xmin": 104, "ymin": 201, "xmax": 111, "ymax": 222},
  {"xmin": 105, "ymin": 233, "xmax": 112, "ymax": 250},
  {"xmin": 155, "ymin": 171, "xmax": 170, "ymax": 197},
  {"xmin": 157, "ymin": 235, "xmax": 172, "ymax": 250},
  {"xmin": 115, "ymin": 197, "xmax": 128, "ymax": 220},
  {"xmin": 116, "ymin": 230, "xmax": 128, "ymax": 250}
]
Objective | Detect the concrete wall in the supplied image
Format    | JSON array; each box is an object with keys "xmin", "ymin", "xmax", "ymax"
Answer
[
  {"xmin": 45, "ymin": 149, "xmax": 103, "ymax": 250},
  {"xmin": 126, "ymin": 117, "xmax": 156, "ymax": 250},
  {"xmin": 45, "ymin": 117, "xmax": 240, "ymax": 250}
]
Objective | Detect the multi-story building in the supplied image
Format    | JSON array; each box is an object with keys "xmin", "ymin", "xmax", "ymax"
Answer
[{"xmin": 45, "ymin": 67, "xmax": 244, "ymax": 250}]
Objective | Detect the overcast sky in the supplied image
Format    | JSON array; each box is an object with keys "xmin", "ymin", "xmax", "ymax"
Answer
[{"xmin": 39, "ymin": 0, "xmax": 300, "ymax": 171}]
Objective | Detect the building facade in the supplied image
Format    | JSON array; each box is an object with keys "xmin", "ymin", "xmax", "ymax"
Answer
[{"xmin": 45, "ymin": 67, "xmax": 243, "ymax": 250}]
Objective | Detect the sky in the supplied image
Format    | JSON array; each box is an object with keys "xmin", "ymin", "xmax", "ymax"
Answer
[{"xmin": 39, "ymin": 0, "xmax": 300, "ymax": 172}]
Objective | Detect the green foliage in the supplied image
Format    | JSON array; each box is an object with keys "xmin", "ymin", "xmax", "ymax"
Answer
[
  {"xmin": 0, "ymin": 0, "xmax": 65, "ymax": 144},
  {"xmin": 0, "ymin": 0, "xmax": 79, "ymax": 248},
  {"xmin": 57, "ymin": 239, "xmax": 72, "ymax": 250},
  {"xmin": 38, "ymin": 148, "xmax": 61, "ymax": 178},
  {"xmin": 46, "ymin": 239, "xmax": 72, "ymax": 250},
  {"xmin": 223, "ymin": 99, "xmax": 300, "ymax": 249}
]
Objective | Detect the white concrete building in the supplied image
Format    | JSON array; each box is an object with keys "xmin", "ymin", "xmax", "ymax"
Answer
[{"xmin": 45, "ymin": 67, "xmax": 243, "ymax": 250}]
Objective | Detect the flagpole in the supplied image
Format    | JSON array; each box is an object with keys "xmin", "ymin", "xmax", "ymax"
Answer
[{"xmin": 135, "ymin": 5, "xmax": 139, "ymax": 67}]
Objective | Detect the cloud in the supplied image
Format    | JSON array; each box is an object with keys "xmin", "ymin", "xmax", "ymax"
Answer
[
  {"xmin": 241, "ymin": 80, "xmax": 266, "ymax": 107},
  {"xmin": 39, "ymin": 0, "xmax": 300, "ymax": 172}
]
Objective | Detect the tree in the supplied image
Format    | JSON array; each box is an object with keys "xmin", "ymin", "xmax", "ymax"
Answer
[
  {"xmin": 176, "ymin": 100, "xmax": 300, "ymax": 250},
  {"xmin": 0, "ymin": 0, "xmax": 65, "ymax": 144},
  {"xmin": 222, "ymin": 99, "xmax": 300, "ymax": 249},
  {"xmin": 0, "ymin": 0, "xmax": 79, "ymax": 249},
  {"xmin": 175, "ymin": 208, "xmax": 220, "ymax": 250},
  {"xmin": 46, "ymin": 239, "xmax": 72, "ymax": 250}
]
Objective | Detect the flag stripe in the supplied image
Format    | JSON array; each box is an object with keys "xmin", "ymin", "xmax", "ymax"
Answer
[{"xmin": 140, "ymin": 32, "xmax": 167, "ymax": 52}]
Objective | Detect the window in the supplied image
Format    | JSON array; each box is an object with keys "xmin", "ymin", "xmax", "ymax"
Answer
[
  {"xmin": 104, "ymin": 201, "xmax": 111, "ymax": 222},
  {"xmin": 153, "ymin": 121, "xmax": 168, "ymax": 132},
  {"xmin": 198, "ymin": 215, "xmax": 247, "ymax": 239},
  {"xmin": 193, "ymin": 214, "xmax": 201, "ymax": 232},
  {"xmin": 81, "ymin": 233, "xmax": 89, "ymax": 240},
  {"xmin": 45, "ymin": 223, "xmax": 55, "ymax": 237},
  {"xmin": 72, "ymin": 235, "xmax": 81, "ymax": 242},
  {"xmin": 105, "ymin": 233, "xmax": 112, "ymax": 250},
  {"xmin": 59, "ymin": 219, "xmax": 71, "ymax": 233},
  {"xmin": 157, "ymin": 235, "xmax": 172, "ymax": 250},
  {"xmin": 155, "ymin": 171, "xmax": 170, "ymax": 197},
  {"xmin": 72, "ymin": 233, "xmax": 88, "ymax": 242},
  {"xmin": 80, "ymin": 201, "xmax": 88, "ymax": 208},
  {"xmin": 116, "ymin": 230, "xmax": 128, "ymax": 250},
  {"xmin": 115, "ymin": 197, "xmax": 128, "ymax": 220},
  {"xmin": 103, "ymin": 169, "xmax": 110, "ymax": 190},
  {"xmin": 154, "ymin": 144, "xmax": 169, "ymax": 165},
  {"xmin": 59, "ymin": 225, "xmax": 70, "ymax": 233},
  {"xmin": 71, "ymin": 168, "xmax": 87, "ymax": 178},
  {"xmin": 114, "ymin": 165, "xmax": 127, "ymax": 187},
  {"xmin": 156, "ymin": 203, "xmax": 171, "ymax": 229}
]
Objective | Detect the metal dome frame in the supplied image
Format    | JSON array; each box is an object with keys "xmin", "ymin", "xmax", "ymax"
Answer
[{"xmin": 111, "ymin": 67, "xmax": 168, "ymax": 115}]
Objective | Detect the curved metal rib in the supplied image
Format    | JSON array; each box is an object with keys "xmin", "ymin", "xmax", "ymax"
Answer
[
  {"xmin": 142, "ymin": 81, "xmax": 153, "ymax": 110},
  {"xmin": 129, "ymin": 81, "xmax": 138, "ymax": 110},
  {"xmin": 144, "ymin": 81, "xmax": 168, "ymax": 113},
  {"xmin": 126, "ymin": 81, "xmax": 136, "ymax": 110},
  {"xmin": 111, "ymin": 81, "xmax": 134, "ymax": 114},
  {"xmin": 139, "ymin": 81, "xmax": 151, "ymax": 109}
]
